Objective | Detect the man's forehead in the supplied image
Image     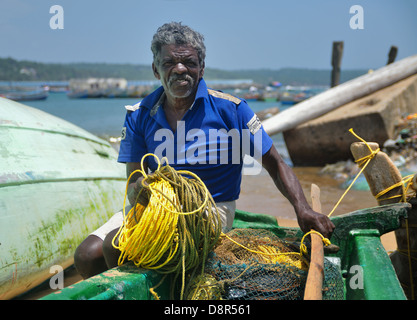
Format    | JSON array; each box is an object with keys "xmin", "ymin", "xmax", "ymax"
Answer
[{"xmin": 160, "ymin": 44, "xmax": 198, "ymax": 58}]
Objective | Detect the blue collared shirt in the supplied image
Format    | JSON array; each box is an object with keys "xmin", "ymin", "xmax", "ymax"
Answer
[{"xmin": 118, "ymin": 79, "xmax": 273, "ymax": 202}]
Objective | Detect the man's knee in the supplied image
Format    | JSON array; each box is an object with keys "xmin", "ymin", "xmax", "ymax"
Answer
[
  {"xmin": 102, "ymin": 228, "xmax": 121, "ymax": 269},
  {"xmin": 74, "ymin": 235, "xmax": 107, "ymax": 279}
]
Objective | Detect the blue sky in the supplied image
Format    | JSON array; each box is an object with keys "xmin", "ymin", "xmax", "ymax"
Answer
[{"xmin": 1, "ymin": 0, "xmax": 416, "ymax": 70}]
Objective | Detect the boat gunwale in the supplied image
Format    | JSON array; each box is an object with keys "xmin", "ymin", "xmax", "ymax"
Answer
[{"xmin": 0, "ymin": 123, "xmax": 110, "ymax": 147}]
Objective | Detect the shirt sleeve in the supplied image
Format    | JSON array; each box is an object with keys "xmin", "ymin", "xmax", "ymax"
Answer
[
  {"xmin": 117, "ymin": 110, "xmax": 147, "ymax": 163},
  {"xmin": 236, "ymin": 101, "xmax": 273, "ymax": 159}
]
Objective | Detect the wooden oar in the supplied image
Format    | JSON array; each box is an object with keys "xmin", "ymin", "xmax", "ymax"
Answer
[{"xmin": 304, "ymin": 183, "xmax": 324, "ymax": 300}]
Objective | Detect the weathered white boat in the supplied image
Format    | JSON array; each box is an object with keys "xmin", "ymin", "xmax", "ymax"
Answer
[{"xmin": 0, "ymin": 97, "xmax": 126, "ymax": 299}]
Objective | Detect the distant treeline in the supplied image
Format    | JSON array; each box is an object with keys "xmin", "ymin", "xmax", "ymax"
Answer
[{"xmin": 0, "ymin": 57, "xmax": 368, "ymax": 86}]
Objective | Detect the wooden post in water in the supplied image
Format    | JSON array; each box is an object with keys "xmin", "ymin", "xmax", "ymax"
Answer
[
  {"xmin": 387, "ymin": 46, "xmax": 398, "ymax": 65},
  {"xmin": 331, "ymin": 41, "xmax": 344, "ymax": 87}
]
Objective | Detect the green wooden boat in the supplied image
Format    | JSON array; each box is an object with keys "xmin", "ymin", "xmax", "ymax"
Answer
[
  {"xmin": 41, "ymin": 203, "xmax": 410, "ymax": 300},
  {"xmin": 0, "ymin": 97, "xmax": 126, "ymax": 299}
]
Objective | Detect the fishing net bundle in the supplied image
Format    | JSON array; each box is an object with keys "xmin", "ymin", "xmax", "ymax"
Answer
[{"xmin": 186, "ymin": 228, "xmax": 345, "ymax": 300}]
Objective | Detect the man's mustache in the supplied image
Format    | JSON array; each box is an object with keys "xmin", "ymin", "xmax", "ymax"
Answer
[{"xmin": 168, "ymin": 74, "xmax": 194, "ymax": 86}]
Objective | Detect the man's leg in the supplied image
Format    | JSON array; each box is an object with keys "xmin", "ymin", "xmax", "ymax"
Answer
[
  {"xmin": 74, "ymin": 209, "xmax": 126, "ymax": 279},
  {"xmin": 102, "ymin": 228, "xmax": 122, "ymax": 269},
  {"xmin": 216, "ymin": 200, "xmax": 236, "ymax": 233},
  {"xmin": 74, "ymin": 235, "xmax": 107, "ymax": 279}
]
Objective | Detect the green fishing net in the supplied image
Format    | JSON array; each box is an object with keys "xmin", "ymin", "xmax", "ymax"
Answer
[{"xmin": 187, "ymin": 228, "xmax": 344, "ymax": 300}]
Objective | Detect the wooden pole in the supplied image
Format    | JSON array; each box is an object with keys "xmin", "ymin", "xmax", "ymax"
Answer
[
  {"xmin": 331, "ymin": 41, "xmax": 344, "ymax": 87},
  {"xmin": 304, "ymin": 183, "xmax": 324, "ymax": 300}
]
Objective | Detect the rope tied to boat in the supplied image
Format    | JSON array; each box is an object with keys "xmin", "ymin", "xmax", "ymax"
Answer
[
  {"xmin": 325, "ymin": 128, "xmax": 414, "ymax": 218},
  {"xmin": 341, "ymin": 128, "xmax": 415, "ymax": 299},
  {"xmin": 327, "ymin": 128, "xmax": 379, "ymax": 217}
]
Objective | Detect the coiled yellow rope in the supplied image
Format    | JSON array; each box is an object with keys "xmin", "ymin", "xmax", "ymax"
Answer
[{"xmin": 112, "ymin": 153, "xmax": 222, "ymax": 299}]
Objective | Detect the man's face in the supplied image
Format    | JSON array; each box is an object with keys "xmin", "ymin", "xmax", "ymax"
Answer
[{"xmin": 152, "ymin": 44, "xmax": 204, "ymax": 100}]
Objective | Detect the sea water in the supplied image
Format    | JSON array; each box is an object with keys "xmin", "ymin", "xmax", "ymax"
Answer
[{"xmin": 23, "ymin": 91, "xmax": 136, "ymax": 137}]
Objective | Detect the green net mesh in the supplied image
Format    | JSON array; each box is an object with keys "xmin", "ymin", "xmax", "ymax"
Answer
[{"xmin": 187, "ymin": 228, "xmax": 344, "ymax": 300}]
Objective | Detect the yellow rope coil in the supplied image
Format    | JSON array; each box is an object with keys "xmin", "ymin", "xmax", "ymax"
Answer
[
  {"xmin": 115, "ymin": 179, "xmax": 180, "ymax": 269},
  {"xmin": 112, "ymin": 153, "xmax": 222, "ymax": 299}
]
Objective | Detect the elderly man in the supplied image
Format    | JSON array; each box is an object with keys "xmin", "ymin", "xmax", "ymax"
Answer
[{"xmin": 74, "ymin": 22, "xmax": 335, "ymax": 279}]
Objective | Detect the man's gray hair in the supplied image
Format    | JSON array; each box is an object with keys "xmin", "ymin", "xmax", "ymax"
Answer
[{"xmin": 151, "ymin": 22, "xmax": 206, "ymax": 66}]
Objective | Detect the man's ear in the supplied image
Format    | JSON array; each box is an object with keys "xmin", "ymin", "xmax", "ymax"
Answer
[{"xmin": 152, "ymin": 62, "xmax": 160, "ymax": 80}]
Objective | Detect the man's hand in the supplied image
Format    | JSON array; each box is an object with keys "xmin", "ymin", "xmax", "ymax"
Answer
[
  {"xmin": 296, "ymin": 208, "xmax": 335, "ymax": 239},
  {"xmin": 134, "ymin": 176, "xmax": 150, "ymax": 207},
  {"xmin": 128, "ymin": 174, "xmax": 156, "ymax": 207}
]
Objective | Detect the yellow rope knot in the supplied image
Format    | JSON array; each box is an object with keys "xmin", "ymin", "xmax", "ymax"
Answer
[
  {"xmin": 327, "ymin": 128, "xmax": 380, "ymax": 217},
  {"xmin": 348, "ymin": 128, "xmax": 415, "ymax": 203},
  {"xmin": 299, "ymin": 230, "xmax": 330, "ymax": 256},
  {"xmin": 349, "ymin": 128, "xmax": 380, "ymax": 167}
]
